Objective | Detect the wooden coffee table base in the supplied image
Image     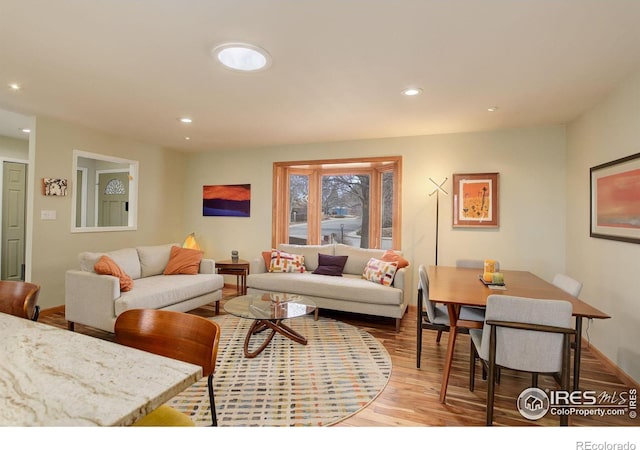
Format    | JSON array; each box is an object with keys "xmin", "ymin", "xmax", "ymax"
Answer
[{"xmin": 244, "ymin": 319, "xmax": 307, "ymax": 358}]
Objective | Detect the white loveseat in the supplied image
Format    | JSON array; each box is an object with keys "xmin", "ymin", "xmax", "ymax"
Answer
[
  {"xmin": 246, "ymin": 244, "xmax": 410, "ymax": 331},
  {"xmin": 65, "ymin": 243, "xmax": 224, "ymax": 333}
]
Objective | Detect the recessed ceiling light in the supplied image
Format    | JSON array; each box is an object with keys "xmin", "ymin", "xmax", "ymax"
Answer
[
  {"xmin": 487, "ymin": 106, "xmax": 499, "ymax": 112},
  {"xmin": 184, "ymin": 137, "xmax": 191, "ymax": 140},
  {"xmin": 8, "ymin": 83, "xmax": 21, "ymax": 91},
  {"xmin": 402, "ymin": 87, "xmax": 423, "ymax": 96},
  {"xmin": 179, "ymin": 117, "xmax": 193, "ymax": 123},
  {"xmin": 20, "ymin": 128, "xmax": 30, "ymax": 133},
  {"xmin": 212, "ymin": 43, "xmax": 271, "ymax": 72}
]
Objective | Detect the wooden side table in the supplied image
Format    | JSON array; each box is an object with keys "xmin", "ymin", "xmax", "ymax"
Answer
[{"xmin": 215, "ymin": 259, "xmax": 250, "ymax": 296}]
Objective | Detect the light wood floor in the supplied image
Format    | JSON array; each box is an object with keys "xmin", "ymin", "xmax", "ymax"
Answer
[{"xmin": 40, "ymin": 286, "xmax": 638, "ymax": 427}]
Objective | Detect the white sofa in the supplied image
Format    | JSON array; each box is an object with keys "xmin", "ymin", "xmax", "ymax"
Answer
[
  {"xmin": 246, "ymin": 243, "xmax": 409, "ymax": 331},
  {"xmin": 65, "ymin": 243, "xmax": 224, "ymax": 333}
]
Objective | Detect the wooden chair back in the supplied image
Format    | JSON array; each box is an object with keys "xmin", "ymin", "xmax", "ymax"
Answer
[
  {"xmin": 114, "ymin": 309, "xmax": 220, "ymax": 377},
  {"xmin": 0, "ymin": 280, "xmax": 41, "ymax": 321}
]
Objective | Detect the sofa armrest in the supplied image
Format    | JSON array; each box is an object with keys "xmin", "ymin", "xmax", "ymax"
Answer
[
  {"xmin": 251, "ymin": 257, "xmax": 267, "ymax": 274},
  {"xmin": 392, "ymin": 267, "xmax": 408, "ymax": 293},
  {"xmin": 199, "ymin": 258, "xmax": 216, "ymax": 274},
  {"xmin": 65, "ymin": 270, "xmax": 121, "ymax": 332}
]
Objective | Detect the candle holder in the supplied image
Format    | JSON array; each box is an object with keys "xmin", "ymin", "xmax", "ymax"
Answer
[{"xmin": 231, "ymin": 250, "xmax": 239, "ymax": 263}]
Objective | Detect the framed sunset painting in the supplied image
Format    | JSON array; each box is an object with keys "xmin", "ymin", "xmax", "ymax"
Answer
[
  {"xmin": 203, "ymin": 184, "xmax": 251, "ymax": 217},
  {"xmin": 591, "ymin": 153, "xmax": 640, "ymax": 244},
  {"xmin": 452, "ymin": 173, "xmax": 499, "ymax": 227}
]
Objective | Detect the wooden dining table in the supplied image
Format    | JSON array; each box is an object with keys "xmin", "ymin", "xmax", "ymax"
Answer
[
  {"xmin": 0, "ymin": 312, "xmax": 202, "ymax": 426},
  {"xmin": 427, "ymin": 265, "xmax": 610, "ymax": 404}
]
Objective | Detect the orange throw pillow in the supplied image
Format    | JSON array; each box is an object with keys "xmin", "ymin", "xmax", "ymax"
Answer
[
  {"xmin": 163, "ymin": 245, "xmax": 204, "ymax": 275},
  {"xmin": 381, "ymin": 250, "xmax": 409, "ymax": 269},
  {"xmin": 262, "ymin": 250, "xmax": 273, "ymax": 271},
  {"xmin": 94, "ymin": 255, "xmax": 134, "ymax": 292}
]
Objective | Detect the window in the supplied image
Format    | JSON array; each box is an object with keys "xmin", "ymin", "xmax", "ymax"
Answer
[{"xmin": 273, "ymin": 157, "xmax": 402, "ymax": 249}]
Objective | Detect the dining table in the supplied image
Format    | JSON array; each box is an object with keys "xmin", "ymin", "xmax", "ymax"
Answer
[
  {"xmin": 0, "ymin": 312, "xmax": 202, "ymax": 426},
  {"xmin": 427, "ymin": 265, "xmax": 610, "ymax": 404}
]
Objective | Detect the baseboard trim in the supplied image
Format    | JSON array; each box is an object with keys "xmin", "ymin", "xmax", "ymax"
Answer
[
  {"xmin": 39, "ymin": 305, "xmax": 65, "ymax": 317},
  {"xmin": 582, "ymin": 336, "xmax": 640, "ymax": 390}
]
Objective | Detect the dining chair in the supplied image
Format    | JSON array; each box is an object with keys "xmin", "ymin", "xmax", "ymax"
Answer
[
  {"xmin": 0, "ymin": 280, "xmax": 41, "ymax": 321},
  {"xmin": 114, "ymin": 309, "xmax": 221, "ymax": 426},
  {"xmin": 454, "ymin": 259, "xmax": 500, "ymax": 317},
  {"xmin": 552, "ymin": 273, "xmax": 583, "ymax": 297},
  {"xmin": 468, "ymin": 295, "xmax": 575, "ymax": 426},
  {"xmin": 416, "ymin": 264, "xmax": 485, "ymax": 368},
  {"xmin": 455, "ymin": 259, "xmax": 500, "ymax": 271}
]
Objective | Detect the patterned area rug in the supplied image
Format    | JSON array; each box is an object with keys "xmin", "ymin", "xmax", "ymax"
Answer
[{"xmin": 165, "ymin": 315, "xmax": 392, "ymax": 426}]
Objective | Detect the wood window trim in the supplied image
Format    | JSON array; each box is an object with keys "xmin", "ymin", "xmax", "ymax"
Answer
[{"xmin": 272, "ymin": 156, "xmax": 402, "ymax": 249}]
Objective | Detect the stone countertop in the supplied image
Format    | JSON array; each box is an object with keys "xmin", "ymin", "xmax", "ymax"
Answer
[{"xmin": 0, "ymin": 312, "xmax": 201, "ymax": 426}]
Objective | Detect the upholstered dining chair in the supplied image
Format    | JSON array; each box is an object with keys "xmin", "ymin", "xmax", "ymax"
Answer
[
  {"xmin": 454, "ymin": 259, "xmax": 500, "ymax": 317},
  {"xmin": 552, "ymin": 273, "xmax": 583, "ymax": 297},
  {"xmin": 114, "ymin": 309, "xmax": 221, "ymax": 426},
  {"xmin": 0, "ymin": 280, "xmax": 41, "ymax": 321},
  {"xmin": 416, "ymin": 264, "xmax": 485, "ymax": 368},
  {"xmin": 468, "ymin": 295, "xmax": 575, "ymax": 426},
  {"xmin": 455, "ymin": 259, "xmax": 500, "ymax": 271}
]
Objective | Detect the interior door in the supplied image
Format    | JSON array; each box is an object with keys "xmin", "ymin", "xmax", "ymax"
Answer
[
  {"xmin": 2, "ymin": 162, "xmax": 26, "ymax": 280},
  {"xmin": 97, "ymin": 171, "xmax": 129, "ymax": 227}
]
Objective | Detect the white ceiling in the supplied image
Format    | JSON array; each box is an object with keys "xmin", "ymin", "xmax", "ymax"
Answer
[{"xmin": 2, "ymin": 0, "xmax": 640, "ymax": 152}]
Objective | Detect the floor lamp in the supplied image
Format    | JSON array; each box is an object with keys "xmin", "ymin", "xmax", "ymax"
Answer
[{"xmin": 428, "ymin": 177, "xmax": 448, "ymax": 266}]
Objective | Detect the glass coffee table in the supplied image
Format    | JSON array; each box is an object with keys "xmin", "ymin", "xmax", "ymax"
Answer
[{"xmin": 224, "ymin": 292, "xmax": 317, "ymax": 358}]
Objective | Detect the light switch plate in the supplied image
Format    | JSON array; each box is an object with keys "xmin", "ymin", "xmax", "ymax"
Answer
[{"xmin": 41, "ymin": 210, "xmax": 57, "ymax": 220}]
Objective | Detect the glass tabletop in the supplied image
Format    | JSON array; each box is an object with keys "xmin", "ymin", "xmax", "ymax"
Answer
[{"xmin": 224, "ymin": 292, "xmax": 316, "ymax": 321}]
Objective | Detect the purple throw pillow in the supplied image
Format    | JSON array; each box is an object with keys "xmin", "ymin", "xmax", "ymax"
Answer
[{"xmin": 312, "ymin": 253, "xmax": 348, "ymax": 277}]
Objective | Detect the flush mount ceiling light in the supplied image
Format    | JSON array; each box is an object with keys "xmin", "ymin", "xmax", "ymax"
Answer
[
  {"xmin": 179, "ymin": 117, "xmax": 193, "ymax": 123},
  {"xmin": 487, "ymin": 106, "xmax": 499, "ymax": 112},
  {"xmin": 212, "ymin": 43, "xmax": 271, "ymax": 72},
  {"xmin": 21, "ymin": 128, "xmax": 30, "ymax": 133},
  {"xmin": 402, "ymin": 87, "xmax": 423, "ymax": 96}
]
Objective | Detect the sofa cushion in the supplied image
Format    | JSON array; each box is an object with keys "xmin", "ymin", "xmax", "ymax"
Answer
[
  {"xmin": 247, "ymin": 272, "xmax": 402, "ymax": 306},
  {"xmin": 381, "ymin": 250, "xmax": 410, "ymax": 269},
  {"xmin": 93, "ymin": 255, "xmax": 134, "ymax": 292},
  {"xmin": 137, "ymin": 244, "xmax": 175, "ymax": 277},
  {"xmin": 278, "ymin": 244, "xmax": 334, "ymax": 272},
  {"xmin": 79, "ymin": 247, "xmax": 142, "ymax": 280},
  {"xmin": 269, "ymin": 250, "xmax": 306, "ymax": 273},
  {"xmin": 362, "ymin": 258, "xmax": 398, "ymax": 286},
  {"xmin": 312, "ymin": 253, "xmax": 348, "ymax": 276},
  {"xmin": 164, "ymin": 246, "xmax": 204, "ymax": 275},
  {"xmin": 334, "ymin": 244, "xmax": 385, "ymax": 276},
  {"xmin": 114, "ymin": 274, "xmax": 224, "ymax": 315}
]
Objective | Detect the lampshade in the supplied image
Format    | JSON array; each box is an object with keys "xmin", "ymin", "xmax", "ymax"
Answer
[{"xmin": 182, "ymin": 232, "xmax": 201, "ymax": 250}]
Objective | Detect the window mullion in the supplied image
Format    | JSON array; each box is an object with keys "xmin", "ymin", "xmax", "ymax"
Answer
[{"xmin": 308, "ymin": 170, "xmax": 321, "ymax": 244}]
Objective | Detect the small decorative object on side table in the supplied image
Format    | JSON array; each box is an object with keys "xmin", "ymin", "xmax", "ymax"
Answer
[{"xmin": 215, "ymin": 258, "xmax": 250, "ymax": 296}]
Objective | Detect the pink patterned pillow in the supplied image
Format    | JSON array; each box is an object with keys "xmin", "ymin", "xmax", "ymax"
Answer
[
  {"xmin": 269, "ymin": 250, "xmax": 306, "ymax": 273},
  {"xmin": 362, "ymin": 258, "xmax": 398, "ymax": 286}
]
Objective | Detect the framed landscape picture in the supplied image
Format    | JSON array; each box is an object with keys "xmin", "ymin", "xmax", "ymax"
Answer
[
  {"xmin": 590, "ymin": 152, "xmax": 640, "ymax": 244},
  {"xmin": 452, "ymin": 172, "xmax": 499, "ymax": 227},
  {"xmin": 203, "ymin": 184, "xmax": 251, "ymax": 217}
]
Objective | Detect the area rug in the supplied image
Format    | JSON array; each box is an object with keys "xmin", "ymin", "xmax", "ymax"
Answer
[{"xmin": 165, "ymin": 315, "xmax": 392, "ymax": 426}]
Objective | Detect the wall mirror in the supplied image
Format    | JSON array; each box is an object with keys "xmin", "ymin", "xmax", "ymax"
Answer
[{"xmin": 71, "ymin": 150, "xmax": 138, "ymax": 232}]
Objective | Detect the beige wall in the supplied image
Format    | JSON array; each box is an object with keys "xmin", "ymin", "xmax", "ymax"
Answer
[
  {"xmin": 566, "ymin": 66, "xmax": 640, "ymax": 382},
  {"xmin": 0, "ymin": 135, "xmax": 29, "ymax": 160},
  {"xmin": 182, "ymin": 125, "xmax": 568, "ymax": 305},
  {"xmin": 30, "ymin": 116, "xmax": 186, "ymax": 308}
]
